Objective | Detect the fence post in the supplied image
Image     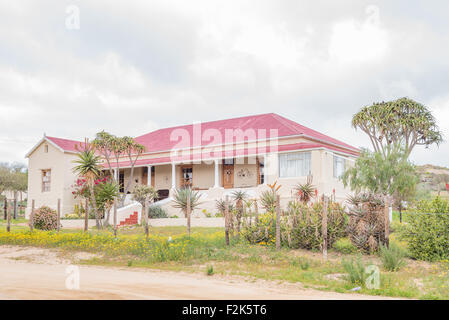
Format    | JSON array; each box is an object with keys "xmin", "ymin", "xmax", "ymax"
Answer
[
  {"xmin": 30, "ymin": 199, "xmax": 35, "ymax": 231},
  {"xmin": 322, "ymin": 195, "xmax": 328, "ymax": 260},
  {"xmin": 113, "ymin": 199, "xmax": 117, "ymax": 237},
  {"xmin": 186, "ymin": 195, "xmax": 191, "ymax": 236},
  {"xmin": 84, "ymin": 198, "xmax": 89, "ymax": 232},
  {"xmin": 13, "ymin": 192, "xmax": 18, "ymax": 220},
  {"xmin": 57, "ymin": 198, "xmax": 61, "ymax": 232},
  {"xmin": 276, "ymin": 195, "xmax": 281, "ymax": 251},
  {"xmin": 254, "ymin": 199, "xmax": 259, "ymax": 225},
  {"xmin": 225, "ymin": 196, "xmax": 230, "ymax": 246},
  {"xmin": 384, "ymin": 196, "xmax": 390, "ymax": 248},
  {"xmin": 6, "ymin": 200, "xmax": 10, "ymax": 232}
]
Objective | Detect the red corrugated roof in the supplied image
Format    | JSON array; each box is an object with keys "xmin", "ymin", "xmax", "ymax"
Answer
[
  {"xmin": 45, "ymin": 113, "xmax": 359, "ymax": 156},
  {"xmin": 134, "ymin": 113, "xmax": 358, "ymax": 153},
  {"xmin": 46, "ymin": 136, "xmax": 84, "ymax": 153}
]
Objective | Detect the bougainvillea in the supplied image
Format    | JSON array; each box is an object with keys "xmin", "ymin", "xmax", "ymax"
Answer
[{"xmin": 33, "ymin": 206, "xmax": 58, "ymax": 230}]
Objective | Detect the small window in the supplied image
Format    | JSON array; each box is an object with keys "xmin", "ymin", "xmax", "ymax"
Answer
[
  {"xmin": 42, "ymin": 169, "xmax": 51, "ymax": 192},
  {"xmin": 119, "ymin": 171, "xmax": 125, "ymax": 193},
  {"xmin": 44, "ymin": 145, "xmax": 48, "ymax": 153},
  {"xmin": 333, "ymin": 155, "xmax": 346, "ymax": 178},
  {"xmin": 279, "ymin": 152, "xmax": 311, "ymax": 178},
  {"xmin": 259, "ymin": 161, "xmax": 264, "ymax": 184},
  {"xmin": 224, "ymin": 158, "xmax": 234, "ymax": 165}
]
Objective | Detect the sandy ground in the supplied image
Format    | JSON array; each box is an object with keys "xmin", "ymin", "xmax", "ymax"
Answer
[{"xmin": 0, "ymin": 245, "xmax": 398, "ymax": 300}]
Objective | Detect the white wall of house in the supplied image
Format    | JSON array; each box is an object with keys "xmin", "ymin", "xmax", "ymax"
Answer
[{"xmin": 26, "ymin": 141, "xmax": 79, "ymax": 217}]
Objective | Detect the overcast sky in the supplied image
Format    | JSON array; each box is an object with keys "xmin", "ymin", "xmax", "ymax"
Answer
[{"xmin": 1, "ymin": 0, "xmax": 449, "ymax": 167}]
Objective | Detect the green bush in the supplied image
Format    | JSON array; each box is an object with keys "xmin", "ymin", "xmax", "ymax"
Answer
[
  {"xmin": 281, "ymin": 201, "xmax": 347, "ymax": 250},
  {"xmin": 148, "ymin": 206, "xmax": 168, "ymax": 218},
  {"xmin": 379, "ymin": 243, "xmax": 406, "ymax": 271},
  {"xmin": 342, "ymin": 256, "xmax": 367, "ymax": 286},
  {"xmin": 415, "ymin": 196, "xmax": 449, "ymax": 213},
  {"xmin": 33, "ymin": 206, "xmax": 58, "ymax": 230},
  {"xmin": 333, "ymin": 238, "xmax": 358, "ymax": 254},
  {"xmin": 398, "ymin": 212, "xmax": 449, "ymax": 261},
  {"xmin": 241, "ymin": 212, "xmax": 276, "ymax": 245}
]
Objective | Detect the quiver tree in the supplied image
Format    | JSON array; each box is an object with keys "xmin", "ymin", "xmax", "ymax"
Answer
[
  {"xmin": 352, "ymin": 97, "xmax": 443, "ymax": 158},
  {"xmin": 231, "ymin": 190, "xmax": 248, "ymax": 237},
  {"xmin": 132, "ymin": 184, "xmax": 158, "ymax": 239}
]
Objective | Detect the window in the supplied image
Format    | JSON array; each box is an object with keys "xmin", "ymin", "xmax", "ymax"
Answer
[
  {"xmin": 259, "ymin": 162, "xmax": 264, "ymax": 184},
  {"xmin": 224, "ymin": 158, "xmax": 234, "ymax": 165},
  {"xmin": 42, "ymin": 169, "xmax": 51, "ymax": 192},
  {"xmin": 279, "ymin": 152, "xmax": 311, "ymax": 178},
  {"xmin": 333, "ymin": 155, "xmax": 346, "ymax": 178},
  {"xmin": 119, "ymin": 171, "xmax": 124, "ymax": 193},
  {"xmin": 44, "ymin": 144, "xmax": 48, "ymax": 153}
]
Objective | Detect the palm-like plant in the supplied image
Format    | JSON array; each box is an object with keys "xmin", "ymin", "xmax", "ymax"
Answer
[
  {"xmin": 232, "ymin": 190, "xmax": 247, "ymax": 237},
  {"xmin": 172, "ymin": 188, "xmax": 202, "ymax": 235},
  {"xmin": 260, "ymin": 190, "xmax": 277, "ymax": 212},
  {"xmin": 132, "ymin": 184, "xmax": 158, "ymax": 239},
  {"xmin": 96, "ymin": 180, "xmax": 119, "ymax": 227},
  {"xmin": 215, "ymin": 199, "xmax": 235, "ymax": 215},
  {"xmin": 294, "ymin": 174, "xmax": 315, "ymax": 204},
  {"xmin": 73, "ymin": 140, "xmax": 102, "ymax": 229}
]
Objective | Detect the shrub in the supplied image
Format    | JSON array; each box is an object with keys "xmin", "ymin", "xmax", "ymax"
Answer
[
  {"xmin": 379, "ymin": 243, "xmax": 406, "ymax": 271},
  {"xmin": 241, "ymin": 212, "xmax": 276, "ymax": 245},
  {"xmin": 148, "ymin": 206, "xmax": 168, "ymax": 219},
  {"xmin": 342, "ymin": 256, "xmax": 367, "ymax": 286},
  {"xmin": 33, "ymin": 206, "xmax": 58, "ymax": 230},
  {"xmin": 346, "ymin": 193, "xmax": 386, "ymax": 254},
  {"xmin": 398, "ymin": 212, "xmax": 449, "ymax": 261},
  {"xmin": 415, "ymin": 196, "xmax": 449, "ymax": 213},
  {"xmin": 281, "ymin": 201, "xmax": 347, "ymax": 250},
  {"xmin": 206, "ymin": 265, "xmax": 214, "ymax": 276},
  {"xmin": 333, "ymin": 238, "xmax": 358, "ymax": 254}
]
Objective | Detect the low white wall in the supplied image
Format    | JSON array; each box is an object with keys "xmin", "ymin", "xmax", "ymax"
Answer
[{"xmin": 59, "ymin": 217, "xmax": 225, "ymax": 229}]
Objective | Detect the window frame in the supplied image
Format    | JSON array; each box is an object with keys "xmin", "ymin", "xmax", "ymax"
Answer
[
  {"xmin": 278, "ymin": 151, "xmax": 311, "ymax": 178},
  {"xmin": 41, "ymin": 169, "xmax": 51, "ymax": 192},
  {"xmin": 333, "ymin": 155, "xmax": 346, "ymax": 178}
]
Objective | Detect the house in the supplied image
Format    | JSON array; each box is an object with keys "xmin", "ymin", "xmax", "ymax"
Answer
[{"xmin": 25, "ymin": 113, "xmax": 359, "ymax": 218}]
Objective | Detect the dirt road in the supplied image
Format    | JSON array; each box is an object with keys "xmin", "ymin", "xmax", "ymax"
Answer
[{"xmin": 0, "ymin": 246, "xmax": 395, "ymax": 300}]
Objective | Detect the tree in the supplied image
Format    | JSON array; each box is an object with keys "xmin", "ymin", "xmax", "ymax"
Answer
[
  {"xmin": 73, "ymin": 140, "xmax": 102, "ymax": 229},
  {"xmin": 120, "ymin": 136, "xmax": 146, "ymax": 206},
  {"xmin": 95, "ymin": 179, "xmax": 120, "ymax": 227},
  {"xmin": 92, "ymin": 131, "xmax": 117, "ymax": 179},
  {"xmin": 352, "ymin": 97, "xmax": 443, "ymax": 158},
  {"xmin": 132, "ymin": 184, "xmax": 158, "ymax": 239},
  {"xmin": 172, "ymin": 188, "xmax": 202, "ymax": 235},
  {"xmin": 231, "ymin": 190, "xmax": 247, "ymax": 237},
  {"xmin": 342, "ymin": 146, "xmax": 419, "ymax": 199}
]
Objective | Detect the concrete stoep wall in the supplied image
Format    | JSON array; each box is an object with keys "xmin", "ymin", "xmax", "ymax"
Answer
[{"xmin": 26, "ymin": 141, "xmax": 79, "ymax": 218}]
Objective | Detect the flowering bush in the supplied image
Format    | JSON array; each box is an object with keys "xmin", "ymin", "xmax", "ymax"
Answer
[{"xmin": 33, "ymin": 206, "xmax": 58, "ymax": 230}]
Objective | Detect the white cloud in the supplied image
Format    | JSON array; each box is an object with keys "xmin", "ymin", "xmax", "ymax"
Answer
[{"xmin": 0, "ymin": 0, "xmax": 448, "ymax": 168}]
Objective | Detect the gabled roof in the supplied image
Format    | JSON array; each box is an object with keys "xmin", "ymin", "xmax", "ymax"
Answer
[
  {"xmin": 25, "ymin": 136, "xmax": 83, "ymax": 158},
  {"xmin": 134, "ymin": 113, "xmax": 358, "ymax": 153}
]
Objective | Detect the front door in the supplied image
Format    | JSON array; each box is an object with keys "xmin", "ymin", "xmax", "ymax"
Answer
[
  {"xmin": 181, "ymin": 166, "xmax": 193, "ymax": 188},
  {"xmin": 222, "ymin": 159, "xmax": 234, "ymax": 189}
]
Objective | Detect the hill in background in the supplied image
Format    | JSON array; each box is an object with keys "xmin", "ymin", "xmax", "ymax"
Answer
[{"xmin": 416, "ymin": 164, "xmax": 449, "ymax": 199}]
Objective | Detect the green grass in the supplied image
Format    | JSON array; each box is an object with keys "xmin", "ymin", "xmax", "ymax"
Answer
[{"xmin": 0, "ymin": 225, "xmax": 448, "ymax": 300}]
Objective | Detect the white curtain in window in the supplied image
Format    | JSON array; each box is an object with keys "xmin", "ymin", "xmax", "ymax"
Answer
[
  {"xmin": 279, "ymin": 152, "xmax": 311, "ymax": 177},
  {"xmin": 333, "ymin": 155, "xmax": 345, "ymax": 178}
]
